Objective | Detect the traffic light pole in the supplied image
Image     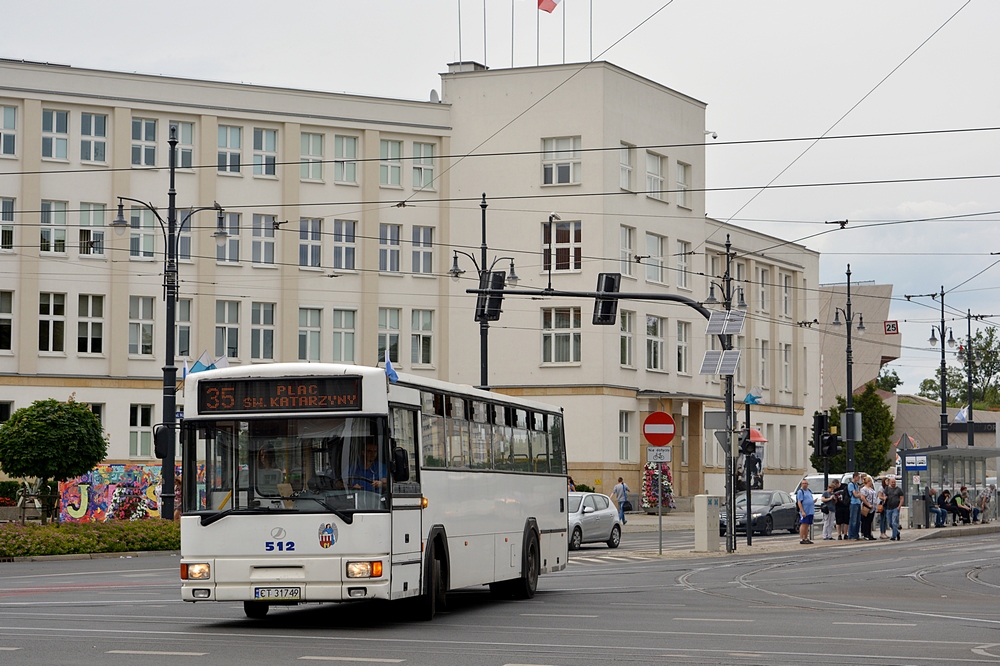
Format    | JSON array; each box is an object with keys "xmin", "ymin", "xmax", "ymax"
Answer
[{"xmin": 745, "ymin": 402, "xmax": 752, "ymax": 547}]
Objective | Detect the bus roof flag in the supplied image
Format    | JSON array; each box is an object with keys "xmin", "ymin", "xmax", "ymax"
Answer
[
  {"xmin": 384, "ymin": 349, "xmax": 398, "ymax": 384},
  {"xmin": 538, "ymin": 0, "xmax": 561, "ymax": 13}
]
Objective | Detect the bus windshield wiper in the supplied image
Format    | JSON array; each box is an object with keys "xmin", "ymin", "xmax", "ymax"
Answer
[
  {"xmin": 294, "ymin": 496, "xmax": 354, "ymax": 524},
  {"xmin": 199, "ymin": 509, "xmax": 234, "ymax": 527}
]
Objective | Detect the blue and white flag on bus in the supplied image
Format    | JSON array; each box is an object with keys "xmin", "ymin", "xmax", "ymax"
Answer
[
  {"xmin": 384, "ymin": 349, "xmax": 399, "ymax": 384},
  {"xmin": 955, "ymin": 405, "xmax": 969, "ymax": 423},
  {"xmin": 189, "ymin": 350, "xmax": 215, "ymax": 374}
]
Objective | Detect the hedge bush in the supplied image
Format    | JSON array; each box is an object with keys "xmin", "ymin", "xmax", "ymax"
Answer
[
  {"xmin": 0, "ymin": 520, "xmax": 180, "ymax": 558},
  {"xmin": 0, "ymin": 481, "xmax": 18, "ymax": 501}
]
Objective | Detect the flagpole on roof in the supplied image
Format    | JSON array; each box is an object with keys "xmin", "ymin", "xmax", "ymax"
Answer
[
  {"xmin": 483, "ymin": 0, "xmax": 487, "ymax": 67},
  {"xmin": 562, "ymin": 0, "xmax": 566, "ymax": 64},
  {"xmin": 511, "ymin": 0, "xmax": 515, "ymax": 67},
  {"xmin": 458, "ymin": 0, "xmax": 463, "ymax": 63},
  {"xmin": 536, "ymin": 1, "xmax": 539, "ymax": 65}
]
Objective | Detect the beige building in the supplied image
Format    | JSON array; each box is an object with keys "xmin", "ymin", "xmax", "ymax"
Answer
[{"xmin": 0, "ymin": 58, "xmax": 821, "ymax": 496}]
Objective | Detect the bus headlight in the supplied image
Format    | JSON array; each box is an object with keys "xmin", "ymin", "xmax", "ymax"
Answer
[
  {"xmin": 346, "ymin": 561, "xmax": 383, "ymax": 578},
  {"xmin": 181, "ymin": 563, "xmax": 211, "ymax": 580}
]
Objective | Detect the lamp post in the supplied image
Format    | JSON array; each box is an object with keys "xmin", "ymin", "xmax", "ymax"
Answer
[
  {"xmin": 111, "ymin": 124, "xmax": 227, "ymax": 520},
  {"xmin": 703, "ymin": 234, "xmax": 747, "ymax": 553},
  {"xmin": 448, "ymin": 194, "xmax": 519, "ymax": 390},
  {"xmin": 926, "ymin": 286, "xmax": 955, "ymax": 448},
  {"xmin": 831, "ymin": 264, "xmax": 866, "ymax": 472},
  {"xmin": 960, "ymin": 310, "xmax": 983, "ymax": 448}
]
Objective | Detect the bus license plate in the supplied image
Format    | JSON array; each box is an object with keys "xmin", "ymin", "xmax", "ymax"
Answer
[{"xmin": 254, "ymin": 587, "xmax": 301, "ymax": 600}]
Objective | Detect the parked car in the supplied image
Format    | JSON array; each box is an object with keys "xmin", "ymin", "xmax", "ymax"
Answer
[
  {"xmin": 719, "ymin": 490, "xmax": 800, "ymax": 536},
  {"xmin": 567, "ymin": 491, "xmax": 622, "ymax": 549}
]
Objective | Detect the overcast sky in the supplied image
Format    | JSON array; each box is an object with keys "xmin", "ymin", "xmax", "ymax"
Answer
[{"xmin": 5, "ymin": 0, "xmax": 998, "ymax": 395}]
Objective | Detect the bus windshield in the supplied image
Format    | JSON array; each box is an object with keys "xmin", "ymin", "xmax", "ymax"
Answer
[{"xmin": 182, "ymin": 416, "xmax": 388, "ymax": 519}]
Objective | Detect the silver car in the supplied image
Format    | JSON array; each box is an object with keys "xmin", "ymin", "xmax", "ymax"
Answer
[{"xmin": 567, "ymin": 491, "xmax": 623, "ymax": 550}]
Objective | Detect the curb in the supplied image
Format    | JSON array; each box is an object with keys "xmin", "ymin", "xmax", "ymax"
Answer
[
  {"xmin": 1, "ymin": 550, "xmax": 179, "ymax": 564},
  {"xmin": 912, "ymin": 523, "xmax": 1000, "ymax": 541}
]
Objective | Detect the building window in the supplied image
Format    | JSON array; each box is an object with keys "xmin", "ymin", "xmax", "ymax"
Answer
[
  {"xmin": 253, "ymin": 128, "xmax": 277, "ymax": 176},
  {"xmin": 782, "ymin": 273, "xmax": 792, "ymax": 316},
  {"xmin": 0, "ymin": 106, "xmax": 15, "ymax": 156},
  {"xmin": 332, "ymin": 309, "xmax": 355, "ymax": 363},
  {"xmin": 645, "ymin": 233, "xmax": 665, "ymax": 283},
  {"xmin": 646, "ymin": 315, "xmax": 665, "ymax": 371},
  {"xmin": 619, "ymin": 411, "xmax": 630, "ymax": 461},
  {"xmin": 40, "ymin": 201, "xmax": 67, "ymax": 253},
  {"xmin": 620, "ymin": 226, "xmax": 634, "ymax": 276},
  {"xmin": 379, "ymin": 139, "xmax": 402, "ymax": 186},
  {"xmin": 333, "ymin": 219, "xmax": 356, "ymax": 270},
  {"xmin": 620, "ymin": 310, "xmax": 634, "ymax": 367},
  {"xmin": 676, "ymin": 321, "xmax": 690, "ymax": 374},
  {"xmin": 298, "ymin": 308, "xmax": 322, "ymax": 361},
  {"xmin": 129, "ymin": 207, "xmax": 155, "ymax": 259},
  {"xmin": 802, "ymin": 345, "xmax": 809, "ymax": 396},
  {"xmin": 251, "ymin": 214, "xmax": 275, "ymax": 265},
  {"xmin": 132, "ymin": 117, "xmax": 156, "ymax": 166},
  {"xmin": 299, "ymin": 218, "xmax": 322, "ymax": 268},
  {"xmin": 217, "ymin": 125, "xmax": 241, "ymax": 173},
  {"xmin": 412, "ymin": 226, "xmax": 433, "ymax": 274},
  {"xmin": 170, "ymin": 121, "xmax": 194, "ymax": 168},
  {"xmin": 251, "ymin": 302, "xmax": 275, "ymax": 361},
  {"xmin": 676, "ymin": 162, "xmax": 690, "ymax": 208},
  {"xmin": 42, "ymin": 109, "xmax": 69, "ymax": 159},
  {"xmin": 542, "ymin": 220, "xmax": 581, "ymax": 271},
  {"xmin": 411, "ymin": 309, "xmax": 433, "ymax": 365},
  {"xmin": 81, "ymin": 113, "xmax": 107, "ymax": 163},
  {"xmin": 542, "ymin": 136, "xmax": 581, "ymax": 185},
  {"xmin": 680, "ymin": 415, "xmax": 688, "ymax": 466},
  {"xmin": 759, "ymin": 268, "xmax": 769, "ymax": 312},
  {"xmin": 176, "ymin": 298, "xmax": 191, "ymax": 358},
  {"xmin": 176, "ymin": 208, "xmax": 192, "ymax": 261},
  {"xmin": 0, "ymin": 291, "xmax": 11, "ymax": 351},
  {"xmin": 77, "ymin": 294, "xmax": 103, "ymax": 354},
  {"xmin": 129, "ymin": 404, "xmax": 153, "ymax": 458},
  {"xmin": 760, "ymin": 339, "xmax": 768, "ymax": 387},
  {"xmin": 378, "ymin": 308, "xmax": 400, "ymax": 364},
  {"xmin": 300, "ymin": 132, "xmax": 323, "ymax": 180},
  {"xmin": 79, "ymin": 203, "xmax": 105, "ymax": 257},
  {"xmin": 541, "ymin": 307, "xmax": 581, "ymax": 364},
  {"xmin": 677, "ymin": 240, "xmax": 690, "ymax": 288},
  {"xmin": 646, "ymin": 152, "xmax": 664, "ymax": 200},
  {"xmin": 620, "ymin": 143, "xmax": 633, "ymax": 190},
  {"xmin": 1, "ymin": 198, "xmax": 12, "ymax": 250},
  {"xmin": 736, "ymin": 335, "xmax": 746, "ymax": 386},
  {"xmin": 782, "ymin": 343, "xmax": 792, "ymax": 391},
  {"xmin": 413, "ymin": 142, "xmax": 434, "ymax": 189},
  {"xmin": 379, "ymin": 223, "xmax": 401, "ymax": 272},
  {"xmin": 128, "ymin": 295, "xmax": 154, "ymax": 356},
  {"xmin": 38, "ymin": 293, "xmax": 66, "ymax": 352},
  {"xmin": 215, "ymin": 300, "xmax": 240, "ymax": 359},
  {"xmin": 217, "ymin": 213, "xmax": 240, "ymax": 263},
  {"xmin": 0, "ymin": 402, "xmax": 11, "ymax": 423},
  {"xmin": 334, "ymin": 135, "xmax": 357, "ymax": 183}
]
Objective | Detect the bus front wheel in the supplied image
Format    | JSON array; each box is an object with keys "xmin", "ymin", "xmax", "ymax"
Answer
[
  {"xmin": 511, "ymin": 531, "xmax": 539, "ymax": 600},
  {"xmin": 418, "ymin": 548, "xmax": 445, "ymax": 621},
  {"xmin": 243, "ymin": 601, "xmax": 269, "ymax": 619}
]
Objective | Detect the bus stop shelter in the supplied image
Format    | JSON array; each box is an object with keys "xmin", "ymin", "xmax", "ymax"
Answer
[{"xmin": 899, "ymin": 438, "xmax": 1000, "ymax": 525}]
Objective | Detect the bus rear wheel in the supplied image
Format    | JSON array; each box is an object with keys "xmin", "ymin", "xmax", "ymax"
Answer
[{"xmin": 243, "ymin": 601, "xmax": 269, "ymax": 619}]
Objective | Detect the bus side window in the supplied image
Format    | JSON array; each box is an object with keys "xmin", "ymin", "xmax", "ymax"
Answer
[
  {"xmin": 391, "ymin": 406, "xmax": 421, "ymax": 494},
  {"xmin": 421, "ymin": 392, "xmax": 447, "ymax": 468},
  {"xmin": 511, "ymin": 409, "xmax": 530, "ymax": 471},
  {"xmin": 470, "ymin": 401, "xmax": 491, "ymax": 469},
  {"xmin": 493, "ymin": 405, "xmax": 513, "ymax": 471},
  {"xmin": 448, "ymin": 397, "xmax": 471, "ymax": 468},
  {"xmin": 549, "ymin": 414, "xmax": 567, "ymax": 475}
]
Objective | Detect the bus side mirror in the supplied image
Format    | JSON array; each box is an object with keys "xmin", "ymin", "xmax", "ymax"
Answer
[{"xmin": 391, "ymin": 446, "xmax": 410, "ymax": 482}]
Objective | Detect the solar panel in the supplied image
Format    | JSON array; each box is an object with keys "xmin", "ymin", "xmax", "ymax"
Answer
[
  {"xmin": 699, "ymin": 349, "xmax": 723, "ymax": 375},
  {"xmin": 718, "ymin": 350, "xmax": 741, "ymax": 376},
  {"xmin": 705, "ymin": 310, "xmax": 728, "ymax": 335},
  {"xmin": 723, "ymin": 310, "xmax": 746, "ymax": 335}
]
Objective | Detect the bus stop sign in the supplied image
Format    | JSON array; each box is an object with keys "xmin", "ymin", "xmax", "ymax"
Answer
[{"xmin": 643, "ymin": 411, "xmax": 676, "ymax": 446}]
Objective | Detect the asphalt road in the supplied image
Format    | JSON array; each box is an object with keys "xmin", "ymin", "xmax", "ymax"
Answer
[{"xmin": 2, "ymin": 532, "xmax": 1000, "ymax": 665}]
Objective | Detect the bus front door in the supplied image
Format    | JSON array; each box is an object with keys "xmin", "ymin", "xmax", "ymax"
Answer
[{"xmin": 390, "ymin": 499, "xmax": 423, "ymax": 600}]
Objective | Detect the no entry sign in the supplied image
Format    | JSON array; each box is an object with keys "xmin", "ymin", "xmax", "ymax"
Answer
[{"xmin": 643, "ymin": 411, "xmax": 676, "ymax": 446}]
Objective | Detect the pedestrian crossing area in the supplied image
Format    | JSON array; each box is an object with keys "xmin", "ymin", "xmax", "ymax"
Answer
[{"xmin": 566, "ymin": 551, "xmax": 668, "ymax": 565}]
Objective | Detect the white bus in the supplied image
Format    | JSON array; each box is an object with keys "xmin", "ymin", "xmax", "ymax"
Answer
[{"xmin": 178, "ymin": 363, "xmax": 569, "ymax": 619}]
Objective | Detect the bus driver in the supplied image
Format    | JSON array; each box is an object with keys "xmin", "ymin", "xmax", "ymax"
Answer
[{"xmin": 347, "ymin": 438, "xmax": 387, "ymax": 491}]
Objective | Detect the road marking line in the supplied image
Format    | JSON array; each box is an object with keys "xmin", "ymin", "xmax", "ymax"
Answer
[
  {"xmin": 0, "ymin": 647, "xmax": 23, "ymax": 651},
  {"xmin": 107, "ymin": 650, "xmax": 207, "ymax": 656},
  {"xmin": 833, "ymin": 622, "xmax": 916, "ymax": 626},
  {"xmin": 299, "ymin": 659, "xmax": 404, "ymax": 663},
  {"xmin": 671, "ymin": 618, "xmax": 754, "ymax": 622},
  {"xmin": 520, "ymin": 613, "xmax": 598, "ymax": 618}
]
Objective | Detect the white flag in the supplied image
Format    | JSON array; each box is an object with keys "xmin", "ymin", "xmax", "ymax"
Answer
[{"xmin": 955, "ymin": 406, "xmax": 968, "ymax": 423}]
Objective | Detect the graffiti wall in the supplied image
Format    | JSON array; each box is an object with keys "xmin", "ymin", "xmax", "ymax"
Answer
[{"xmin": 59, "ymin": 463, "xmax": 180, "ymax": 522}]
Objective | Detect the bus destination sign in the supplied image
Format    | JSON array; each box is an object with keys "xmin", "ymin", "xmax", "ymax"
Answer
[{"xmin": 198, "ymin": 377, "xmax": 362, "ymax": 415}]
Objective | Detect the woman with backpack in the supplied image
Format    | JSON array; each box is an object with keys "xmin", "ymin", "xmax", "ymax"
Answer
[{"xmin": 835, "ymin": 479, "xmax": 850, "ymax": 540}]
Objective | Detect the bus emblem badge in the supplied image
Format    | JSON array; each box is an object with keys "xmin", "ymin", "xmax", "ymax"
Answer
[{"xmin": 318, "ymin": 523, "xmax": 338, "ymax": 548}]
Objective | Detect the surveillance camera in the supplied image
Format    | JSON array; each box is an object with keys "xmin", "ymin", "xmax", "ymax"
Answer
[
  {"xmin": 711, "ymin": 132, "xmax": 718, "ymax": 140},
  {"xmin": 549, "ymin": 212, "xmax": 561, "ymax": 221}
]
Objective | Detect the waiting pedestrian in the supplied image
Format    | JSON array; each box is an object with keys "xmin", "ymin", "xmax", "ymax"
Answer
[
  {"xmin": 883, "ymin": 476, "xmax": 904, "ymax": 541},
  {"xmin": 612, "ymin": 477, "xmax": 631, "ymax": 524},
  {"xmin": 860, "ymin": 475, "xmax": 877, "ymax": 541},
  {"xmin": 977, "ymin": 484, "xmax": 995, "ymax": 524},
  {"xmin": 567, "ymin": 476, "xmax": 576, "ymax": 492},
  {"xmin": 951, "ymin": 488, "xmax": 973, "ymax": 524},
  {"xmin": 820, "ymin": 481, "xmax": 837, "ymax": 540},
  {"xmin": 796, "ymin": 478, "xmax": 815, "ymax": 544},
  {"xmin": 835, "ymin": 480, "xmax": 850, "ymax": 539},
  {"xmin": 939, "ymin": 489, "xmax": 957, "ymax": 525},
  {"xmin": 927, "ymin": 487, "xmax": 948, "ymax": 528},
  {"xmin": 848, "ymin": 472, "xmax": 863, "ymax": 540},
  {"xmin": 877, "ymin": 478, "xmax": 889, "ymax": 539}
]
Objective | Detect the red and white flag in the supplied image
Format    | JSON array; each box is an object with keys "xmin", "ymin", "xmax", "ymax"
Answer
[{"xmin": 538, "ymin": 0, "xmax": 561, "ymax": 13}]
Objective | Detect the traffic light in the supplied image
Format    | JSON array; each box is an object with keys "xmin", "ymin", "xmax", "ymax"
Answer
[
  {"xmin": 738, "ymin": 429, "xmax": 756, "ymax": 455},
  {"xmin": 812, "ymin": 411, "xmax": 828, "ymax": 459},
  {"xmin": 153, "ymin": 424, "xmax": 172, "ymax": 459},
  {"xmin": 592, "ymin": 272, "xmax": 622, "ymax": 325},
  {"xmin": 474, "ymin": 270, "xmax": 506, "ymax": 322},
  {"xmin": 821, "ymin": 433, "xmax": 840, "ymax": 457}
]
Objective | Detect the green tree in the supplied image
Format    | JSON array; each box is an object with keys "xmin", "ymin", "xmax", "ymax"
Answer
[
  {"xmin": 875, "ymin": 367, "xmax": 903, "ymax": 392},
  {"xmin": 810, "ymin": 382, "xmax": 894, "ymax": 475},
  {"xmin": 957, "ymin": 327, "xmax": 1000, "ymax": 405},
  {"xmin": 0, "ymin": 397, "xmax": 107, "ymax": 523},
  {"xmin": 918, "ymin": 365, "xmax": 966, "ymax": 405}
]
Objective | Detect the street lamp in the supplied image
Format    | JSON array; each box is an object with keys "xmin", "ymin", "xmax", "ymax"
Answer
[
  {"xmin": 110, "ymin": 124, "xmax": 227, "ymax": 521},
  {"xmin": 958, "ymin": 310, "xmax": 983, "ymax": 448},
  {"xmin": 448, "ymin": 193, "xmax": 519, "ymax": 390},
  {"xmin": 925, "ymin": 286, "xmax": 955, "ymax": 448},
  {"xmin": 830, "ymin": 264, "xmax": 866, "ymax": 472}
]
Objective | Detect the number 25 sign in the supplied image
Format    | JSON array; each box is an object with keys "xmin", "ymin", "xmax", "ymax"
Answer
[{"xmin": 884, "ymin": 320, "xmax": 899, "ymax": 335}]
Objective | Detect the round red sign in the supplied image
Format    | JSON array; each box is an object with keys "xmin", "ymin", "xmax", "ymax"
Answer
[{"xmin": 643, "ymin": 411, "xmax": 676, "ymax": 446}]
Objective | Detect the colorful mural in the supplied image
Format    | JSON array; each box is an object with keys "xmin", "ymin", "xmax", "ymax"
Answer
[{"xmin": 59, "ymin": 463, "xmax": 181, "ymax": 523}]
